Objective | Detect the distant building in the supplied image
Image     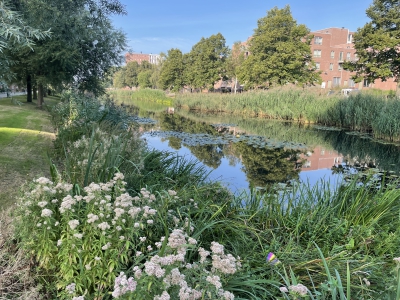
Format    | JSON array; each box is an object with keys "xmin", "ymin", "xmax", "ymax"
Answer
[
  {"xmin": 310, "ymin": 27, "xmax": 397, "ymax": 91},
  {"xmin": 125, "ymin": 52, "xmax": 161, "ymax": 65}
]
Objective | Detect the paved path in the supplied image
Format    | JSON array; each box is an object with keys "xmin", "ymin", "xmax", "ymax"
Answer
[{"xmin": 0, "ymin": 92, "xmax": 27, "ymax": 98}]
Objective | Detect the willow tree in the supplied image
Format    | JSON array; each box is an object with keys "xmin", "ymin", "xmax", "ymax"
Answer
[
  {"xmin": 343, "ymin": 0, "xmax": 400, "ymax": 96},
  {"xmin": 238, "ymin": 5, "xmax": 320, "ymax": 89},
  {"xmin": 10, "ymin": 0, "xmax": 126, "ymax": 107},
  {"xmin": 0, "ymin": 0, "xmax": 50, "ymax": 85}
]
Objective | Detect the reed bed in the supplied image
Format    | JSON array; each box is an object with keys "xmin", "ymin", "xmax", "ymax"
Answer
[
  {"xmin": 175, "ymin": 88, "xmax": 340, "ymax": 122},
  {"xmin": 174, "ymin": 88, "xmax": 400, "ymax": 142},
  {"xmin": 109, "ymin": 88, "xmax": 173, "ymax": 106}
]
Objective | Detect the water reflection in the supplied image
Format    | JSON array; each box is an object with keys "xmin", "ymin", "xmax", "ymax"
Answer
[{"xmin": 122, "ymin": 100, "xmax": 400, "ymax": 193}]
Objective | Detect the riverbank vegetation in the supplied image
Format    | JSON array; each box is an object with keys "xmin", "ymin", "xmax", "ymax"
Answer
[
  {"xmin": 175, "ymin": 89, "xmax": 400, "ymax": 142},
  {"xmin": 1, "ymin": 92, "xmax": 400, "ymax": 299}
]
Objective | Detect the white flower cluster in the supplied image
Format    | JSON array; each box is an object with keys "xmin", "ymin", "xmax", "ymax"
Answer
[
  {"xmin": 65, "ymin": 283, "xmax": 76, "ymax": 294},
  {"xmin": 288, "ymin": 283, "xmax": 308, "ymax": 296},
  {"xmin": 113, "ymin": 228, "xmax": 240, "ymax": 300},
  {"xmin": 68, "ymin": 219, "xmax": 79, "ymax": 230},
  {"xmin": 154, "ymin": 291, "xmax": 171, "ymax": 300},
  {"xmin": 111, "ymin": 272, "xmax": 137, "ymax": 298},
  {"xmin": 41, "ymin": 208, "xmax": 53, "ymax": 217}
]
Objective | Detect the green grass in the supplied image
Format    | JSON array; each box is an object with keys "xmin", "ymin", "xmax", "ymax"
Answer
[{"xmin": 0, "ymin": 96, "xmax": 59, "ymax": 207}]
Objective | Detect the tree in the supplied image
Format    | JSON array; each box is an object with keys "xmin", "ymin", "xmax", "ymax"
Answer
[
  {"xmin": 159, "ymin": 48, "xmax": 185, "ymax": 92},
  {"xmin": 10, "ymin": 0, "xmax": 127, "ymax": 106},
  {"xmin": 238, "ymin": 6, "xmax": 321, "ymax": 89},
  {"xmin": 113, "ymin": 69, "xmax": 126, "ymax": 88},
  {"xmin": 0, "ymin": 0, "xmax": 50, "ymax": 82},
  {"xmin": 343, "ymin": 0, "xmax": 400, "ymax": 95},
  {"xmin": 185, "ymin": 33, "xmax": 229, "ymax": 91},
  {"xmin": 124, "ymin": 61, "xmax": 140, "ymax": 88},
  {"xmin": 225, "ymin": 41, "xmax": 246, "ymax": 93},
  {"xmin": 138, "ymin": 70, "xmax": 152, "ymax": 89}
]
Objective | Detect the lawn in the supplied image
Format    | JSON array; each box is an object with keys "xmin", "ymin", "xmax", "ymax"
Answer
[{"xmin": 0, "ymin": 96, "xmax": 59, "ymax": 208}]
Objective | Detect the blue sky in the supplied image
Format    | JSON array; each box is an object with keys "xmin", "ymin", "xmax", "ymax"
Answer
[{"xmin": 111, "ymin": 0, "xmax": 372, "ymax": 55}]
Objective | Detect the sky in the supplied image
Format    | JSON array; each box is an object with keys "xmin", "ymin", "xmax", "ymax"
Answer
[{"xmin": 111, "ymin": 0, "xmax": 373, "ymax": 55}]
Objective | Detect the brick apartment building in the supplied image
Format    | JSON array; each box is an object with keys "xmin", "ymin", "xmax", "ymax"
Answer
[
  {"xmin": 310, "ymin": 27, "xmax": 397, "ymax": 91},
  {"xmin": 125, "ymin": 52, "xmax": 161, "ymax": 65},
  {"xmin": 237, "ymin": 28, "xmax": 397, "ymax": 91}
]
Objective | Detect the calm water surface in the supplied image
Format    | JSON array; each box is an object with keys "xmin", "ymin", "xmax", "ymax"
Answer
[{"xmin": 122, "ymin": 100, "xmax": 400, "ymax": 194}]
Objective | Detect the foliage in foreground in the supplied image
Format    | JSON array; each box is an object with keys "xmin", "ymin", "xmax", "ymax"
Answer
[{"xmin": 6, "ymin": 92, "xmax": 400, "ymax": 299}]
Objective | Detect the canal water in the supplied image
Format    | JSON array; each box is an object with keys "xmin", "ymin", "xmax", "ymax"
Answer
[{"xmin": 123, "ymin": 100, "xmax": 400, "ymax": 194}]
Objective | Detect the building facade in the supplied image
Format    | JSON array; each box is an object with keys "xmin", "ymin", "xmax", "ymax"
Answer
[
  {"xmin": 310, "ymin": 27, "xmax": 397, "ymax": 91},
  {"xmin": 125, "ymin": 52, "xmax": 161, "ymax": 65}
]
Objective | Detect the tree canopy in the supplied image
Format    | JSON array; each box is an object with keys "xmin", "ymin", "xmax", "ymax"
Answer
[
  {"xmin": 6, "ymin": 0, "xmax": 127, "ymax": 105},
  {"xmin": 0, "ymin": 0, "xmax": 50, "ymax": 81},
  {"xmin": 238, "ymin": 5, "xmax": 321, "ymax": 89},
  {"xmin": 159, "ymin": 48, "xmax": 185, "ymax": 92},
  {"xmin": 343, "ymin": 0, "xmax": 400, "ymax": 93},
  {"xmin": 185, "ymin": 33, "xmax": 229, "ymax": 90}
]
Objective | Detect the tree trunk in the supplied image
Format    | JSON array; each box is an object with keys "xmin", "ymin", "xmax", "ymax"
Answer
[
  {"xmin": 33, "ymin": 85, "xmax": 37, "ymax": 100},
  {"xmin": 234, "ymin": 76, "xmax": 238, "ymax": 94},
  {"xmin": 397, "ymin": 81, "xmax": 400, "ymax": 99},
  {"xmin": 26, "ymin": 74, "xmax": 32, "ymax": 103},
  {"xmin": 37, "ymin": 83, "xmax": 44, "ymax": 108}
]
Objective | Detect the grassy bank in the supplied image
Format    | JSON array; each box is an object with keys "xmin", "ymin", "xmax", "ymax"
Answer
[
  {"xmin": 0, "ymin": 95, "xmax": 59, "ymax": 298},
  {"xmin": 3, "ymin": 91, "xmax": 400, "ymax": 299},
  {"xmin": 175, "ymin": 88, "xmax": 337, "ymax": 122},
  {"xmin": 0, "ymin": 95, "xmax": 58, "ymax": 207}
]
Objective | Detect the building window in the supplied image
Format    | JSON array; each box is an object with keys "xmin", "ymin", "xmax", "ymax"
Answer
[
  {"xmin": 363, "ymin": 79, "xmax": 369, "ymax": 87},
  {"xmin": 349, "ymin": 79, "xmax": 355, "ymax": 87},
  {"xmin": 339, "ymin": 52, "xmax": 344, "ymax": 61},
  {"xmin": 315, "ymin": 62, "xmax": 320, "ymax": 70},
  {"xmin": 329, "ymin": 63, "xmax": 334, "ymax": 71},
  {"xmin": 330, "ymin": 51, "xmax": 335, "ymax": 59},
  {"xmin": 347, "ymin": 52, "xmax": 351, "ymax": 60},
  {"xmin": 347, "ymin": 34, "xmax": 353, "ymax": 43},
  {"xmin": 313, "ymin": 49, "xmax": 322, "ymax": 57},
  {"xmin": 354, "ymin": 53, "xmax": 358, "ymax": 61},
  {"xmin": 333, "ymin": 77, "xmax": 341, "ymax": 87},
  {"xmin": 338, "ymin": 64, "xmax": 343, "ymax": 71},
  {"xmin": 314, "ymin": 36, "xmax": 323, "ymax": 45}
]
